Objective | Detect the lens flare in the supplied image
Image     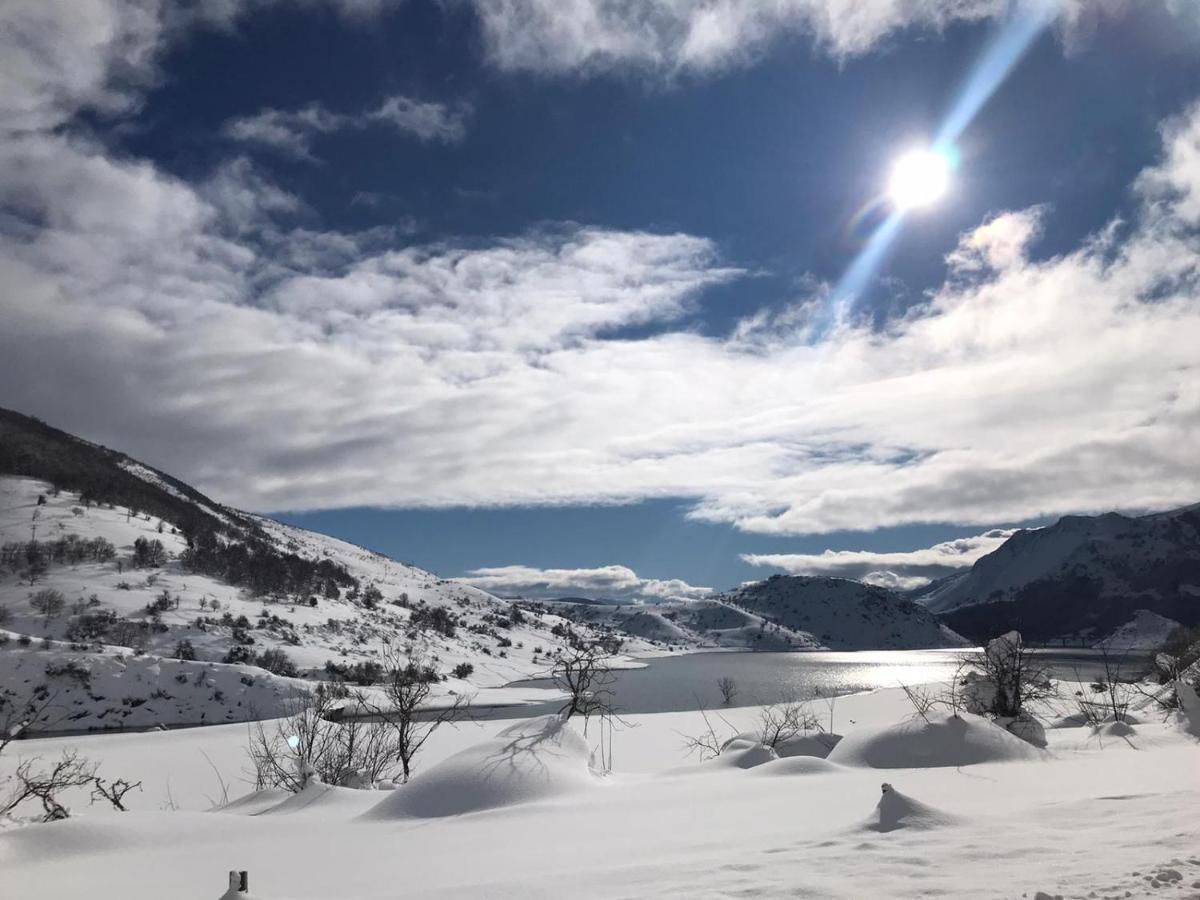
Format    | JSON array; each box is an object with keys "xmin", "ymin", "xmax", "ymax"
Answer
[{"xmin": 888, "ymin": 148, "xmax": 952, "ymax": 211}]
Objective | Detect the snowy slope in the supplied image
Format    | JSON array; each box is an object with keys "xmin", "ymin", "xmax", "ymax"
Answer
[
  {"xmin": 920, "ymin": 505, "xmax": 1200, "ymax": 642},
  {"xmin": 537, "ymin": 598, "xmax": 824, "ymax": 650},
  {"xmin": 0, "ymin": 475, "xmax": 657, "ymax": 731},
  {"xmin": 720, "ymin": 575, "xmax": 964, "ymax": 650},
  {"xmin": 1094, "ymin": 610, "xmax": 1184, "ymax": 652}
]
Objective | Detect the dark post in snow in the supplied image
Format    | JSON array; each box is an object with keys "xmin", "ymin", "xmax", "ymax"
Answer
[{"xmin": 221, "ymin": 870, "xmax": 249, "ymax": 897}]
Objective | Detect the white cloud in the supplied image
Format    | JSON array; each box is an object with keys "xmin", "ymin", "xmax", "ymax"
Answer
[
  {"xmin": 466, "ymin": 0, "xmax": 1197, "ymax": 77},
  {"xmin": 1, "ymin": 0, "xmax": 1200, "ymax": 544},
  {"xmin": 458, "ymin": 564, "xmax": 711, "ymax": 602},
  {"xmin": 222, "ymin": 95, "xmax": 472, "ymax": 160},
  {"xmin": 742, "ymin": 528, "xmax": 1020, "ymax": 588},
  {"xmin": 3, "ymin": 99, "xmax": 1200, "ymax": 532}
]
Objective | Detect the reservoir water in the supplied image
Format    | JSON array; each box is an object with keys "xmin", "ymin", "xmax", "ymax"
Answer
[{"xmin": 499, "ymin": 648, "xmax": 1150, "ymax": 718}]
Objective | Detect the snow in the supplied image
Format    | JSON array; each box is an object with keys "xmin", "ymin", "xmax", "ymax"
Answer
[
  {"xmin": 2, "ymin": 681, "xmax": 1198, "ymax": 899},
  {"xmin": 0, "ymin": 476, "xmax": 660, "ymax": 731},
  {"xmin": 826, "ymin": 711, "xmax": 1046, "ymax": 768},
  {"xmin": 864, "ymin": 782, "xmax": 959, "ymax": 832},
  {"xmin": 1096, "ymin": 609, "xmax": 1183, "ymax": 651},
  {"xmin": 366, "ymin": 714, "xmax": 600, "ymax": 819}
]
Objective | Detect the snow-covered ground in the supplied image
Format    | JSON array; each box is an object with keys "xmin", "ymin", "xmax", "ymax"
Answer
[{"xmin": 2, "ymin": 681, "xmax": 1197, "ymax": 899}]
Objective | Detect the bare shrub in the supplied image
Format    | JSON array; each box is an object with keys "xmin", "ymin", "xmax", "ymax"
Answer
[
  {"xmin": 3, "ymin": 751, "xmax": 97, "ymax": 821},
  {"xmin": 90, "ymin": 776, "xmax": 142, "ymax": 811},
  {"xmin": 679, "ymin": 706, "xmax": 737, "ymax": 762},
  {"xmin": 899, "ymin": 682, "xmax": 939, "ymax": 724},
  {"xmin": 247, "ymin": 685, "xmax": 399, "ymax": 791},
  {"xmin": 1072, "ymin": 646, "xmax": 1133, "ymax": 724},
  {"xmin": 30, "ymin": 588, "xmax": 65, "ymax": 624},
  {"xmin": 961, "ymin": 631, "xmax": 1055, "ymax": 718},
  {"xmin": 756, "ymin": 697, "xmax": 820, "ymax": 750},
  {"xmin": 717, "ymin": 676, "xmax": 738, "ymax": 706}
]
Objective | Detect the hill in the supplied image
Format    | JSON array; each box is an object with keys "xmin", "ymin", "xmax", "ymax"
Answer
[{"xmin": 919, "ymin": 506, "xmax": 1200, "ymax": 643}]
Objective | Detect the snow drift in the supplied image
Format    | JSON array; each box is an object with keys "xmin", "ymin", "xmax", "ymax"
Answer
[
  {"xmin": 828, "ymin": 712, "xmax": 1045, "ymax": 768},
  {"xmin": 864, "ymin": 782, "xmax": 959, "ymax": 832},
  {"xmin": 365, "ymin": 715, "xmax": 600, "ymax": 819}
]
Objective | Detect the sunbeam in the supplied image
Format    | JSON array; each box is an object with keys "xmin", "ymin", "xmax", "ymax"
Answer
[{"xmin": 825, "ymin": 0, "xmax": 1061, "ymax": 324}]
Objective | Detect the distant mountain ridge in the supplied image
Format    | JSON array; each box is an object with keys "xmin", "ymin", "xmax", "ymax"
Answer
[
  {"xmin": 722, "ymin": 575, "xmax": 963, "ymax": 650},
  {"xmin": 919, "ymin": 505, "xmax": 1200, "ymax": 643}
]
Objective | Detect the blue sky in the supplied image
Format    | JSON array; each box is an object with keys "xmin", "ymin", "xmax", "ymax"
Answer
[{"xmin": 3, "ymin": 1, "xmax": 1200, "ymax": 602}]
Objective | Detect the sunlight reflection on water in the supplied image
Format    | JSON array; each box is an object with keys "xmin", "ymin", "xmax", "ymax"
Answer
[{"xmin": 504, "ymin": 648, "xmax": 1147, "ymax": 717}]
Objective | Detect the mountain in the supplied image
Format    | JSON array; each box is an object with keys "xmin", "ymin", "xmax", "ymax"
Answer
[
  {"xmin": 544, "ymin": 575, "xmax": 965, "ymax": 651},
  {"xmin": 720, "ymin": 575, "xmax": 964, "ymax": 650},
  {"xmin": 919, "ymin": 505, "xmax": 1200, "ymax": 643},
  {"xmin": 533, "ymin": 597, "xmax": 825, "ymax": 651}
]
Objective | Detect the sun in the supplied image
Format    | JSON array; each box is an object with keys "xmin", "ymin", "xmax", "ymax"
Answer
[{"xmin": 888, "ymin": 147, "xmax": 952, "ymax": 211}]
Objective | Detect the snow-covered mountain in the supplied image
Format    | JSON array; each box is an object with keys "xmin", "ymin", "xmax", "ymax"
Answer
[
  {"xmin": 719, "ymin": 575, "xmax": 964, "ymax": 650},
  {"xmin": 533, "ymin": 597, "xmax": 826, "ymax": 651},
  {"xmin": 919, "ymin": 505, "xmax": 1200, "ymax": 643}
]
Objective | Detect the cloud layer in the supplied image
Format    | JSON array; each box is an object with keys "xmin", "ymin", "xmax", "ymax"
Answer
[
  {"xmin": 742, "ymin": 529, "xmax": 1020, "ymax": 590},
  {"xmin": 458, "ymin": 564, "xmax": 712, "ymax": 602},
  {"xmin": 1, "ymin": 0, "xmax": 1199, "ymax": 544}
]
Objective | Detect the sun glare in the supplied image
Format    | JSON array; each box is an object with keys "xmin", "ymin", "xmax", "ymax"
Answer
[{"xmin": 888, "ymin": 147, "xmax": 952, "ymax": 211}]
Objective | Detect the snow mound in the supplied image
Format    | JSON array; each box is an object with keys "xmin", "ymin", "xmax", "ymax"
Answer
[
  {"xmin": 255, "ymin": 780, "xmax": 374, "ymax": 817},
  {"xmin": 748, "ymin": 756, "xmax": 843, "ymax": 777},
  {"xmin": 721, "ymin": 730, "xmax": 842, "ymax": 759},
  {"xmin": 215, "ymin": 789, "xmax": 292, "ymax": 816},
  {"xmin": 864, "ymin": 782, "xmax": 958, "ymax": 832},
  {"xmin": 365, "ymin": 715, "xmax": 599, "ymax": 819},
  {"xmin": 706, "ymin": 739, "xmax": 779, "ymax": 769},
  {"xmin": 828, "ymin": 712, "xmax": 1045, "ymax": 768}
]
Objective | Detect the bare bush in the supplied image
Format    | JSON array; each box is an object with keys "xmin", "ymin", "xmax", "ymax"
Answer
[
  {"xmin": 679, "ymin": 706, "xmax": 737, "ymax": 762},
  {"xmin": 717, "ymin": 676, "xmax": 738, "ymax": 706},
  {"xmin": 30, "ymin": 588, "xmax": 65, "ymax": 624},
  {"xmin": 90, "ymin": 776, "xmax": 142, "ymax": 811},
  {"xmin": 899, "ymin": 682, "xmax": 939, "ymax": 724},
  {"xmin": 3, "ymin": 751, "xmax": 97, "ymax": 821},
  {"xmin": 961, "ymin": 631, "xmax": 1055, "ymax": 718},
  {"xmin": 1072, "ymin": 646, "xmax": 1133, "ymax": 724},
  {"xmin": 756, "ymin": 697, "xmax": 820, "ymax": 749},
  {"xmin": 247, "ymin": 685, "xmax": 399, "ymax": 791}
]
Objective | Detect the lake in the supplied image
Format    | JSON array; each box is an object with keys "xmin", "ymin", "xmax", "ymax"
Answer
[{"xmin": 497, "ymin": 648, "xmax": 1151, "ymax": 718}]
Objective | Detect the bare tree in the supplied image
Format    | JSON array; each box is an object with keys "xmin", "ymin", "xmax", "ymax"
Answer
[
  {"xmin": 717, "ymin": 677, "xmax": 738, "ymax": 706},
  {"xmin": 367, "ymin": 647, "xmax": 471, "ymax": 784},
  {"xmin": 553, "ymin": 642, "xmax": 618, "ymax": 722}
]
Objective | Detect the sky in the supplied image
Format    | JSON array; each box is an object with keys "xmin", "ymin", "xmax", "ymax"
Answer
[{"xmin": 2, "ymin": 0, "xmax": 1199, "ymax": 603}]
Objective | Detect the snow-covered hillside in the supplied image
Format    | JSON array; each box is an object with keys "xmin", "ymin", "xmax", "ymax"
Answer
[
  {"xmin": 721, "ymin": 575, "xmax": 964, "ymax": 650},
  {"xmin": 919, "ymin": 506, "xmax": 1200, "ymax": 643},
  {"xmin": 1095, "ymin": 610, "xmax": 1184, "ymax": 652},
  {"xmin": 0, "ymin": 475, "xmax": 658, "ymax": 731},
  {"xmin": 536, "ymin": 598, "xmax": 825, "ymax": 651}
]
